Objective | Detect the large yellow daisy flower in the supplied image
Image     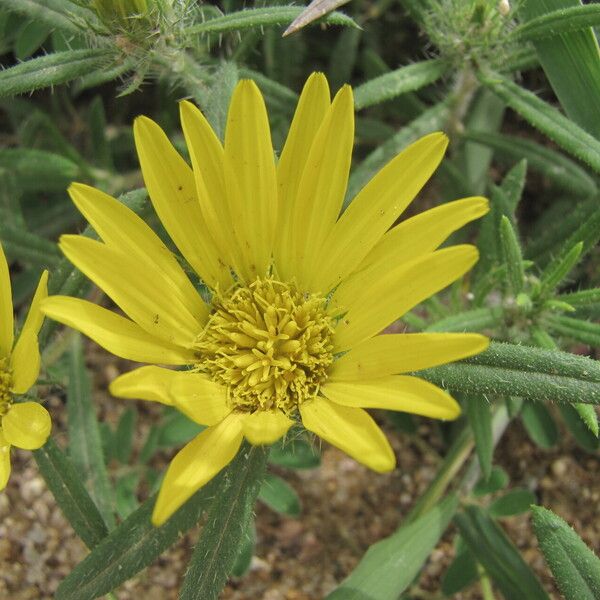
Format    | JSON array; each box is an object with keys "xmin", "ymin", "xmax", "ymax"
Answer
[
  {"xmin": 42, "ymin": 73, "xmax": 489, "ymax": 525},
  {"xmin": 0, "ymin": 245, "xmax": 51, "ymax": 489}
]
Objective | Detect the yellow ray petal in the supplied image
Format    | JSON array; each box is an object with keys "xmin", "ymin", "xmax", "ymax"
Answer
[
  {"xmin": 224, "ymin": 80, "xmax": 277, "ymax": 279},
  {"xmin": 170, "ymin": 372, "xmax": 231, "ymax": 426},
  {"xmin": 312, "ymin": 132, "xmax": 449, "ymax": 293},
  {"xmin": 361, "ymin": 196, "xmax": 490, "ymax": 271},
  {"xmin": 2, "ymin": 402, "xmax": 51, "ymax": 450},
  {"xmin": 179, "ymin": 101, "xmax": 237, "ymax": 266},
  {"xmin": 322, "ymin": 376, "xmax": 461, "ymax": 420},
  {"xmin": 133, "ymin": 115, "xmax": 232, "ymax": 290},
  {"xmin": 333, "ymin": 245, "xmax": 479, "ymax": 351},
  {"xmin": 109, "ymin": 365, "xmax": 179, "ymax": 405},
  {"xmin": 60, "ymin": 235, "xmax": 204, "ymax": 347},
  {"xmin": 41, "ymin": 297, "xmax": 196, "ymax": 365},
  {"xmin": 10, "ymin": 270, "xmax": 47, "ymax": 394},
  {"xmin": 10, "ymin": 329, "xmax": 40, "ymax": 395},
  {"xmin": 151, "ymin": 413, "xmax": 244, "ymax": 525},
  {"xmin": 299, "ymin": 396, "xmax": 395, "ymax": 473},
  {"xmin": 68, "ymin": 183, "xmax": 207, "ymax": 319},
  {"xmin": 241, "ymin": 409, "xmax": 293, "ymax": 445},
  {"xmin": 0, "ymin": 244, "xmax": 13, "ymax": 359},
  {"xmin": 0, "ymin": 433, "xmax": 10, "ymax": 490},
  {"xmin": 290, "ymin": 85, "xmax": 354, "ymax": 288},
  {"xmin": 330, "ymin": 333, "xmax": 489, "ymax": 380},
  {"xmin": 275, "ymin": 73, "xmax": 330, "ymax": 280}
]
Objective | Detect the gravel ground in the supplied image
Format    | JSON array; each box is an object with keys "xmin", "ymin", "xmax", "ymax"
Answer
[{"xmin": 1, "ymin": 354, "xmax": 598, "ymax": 599}]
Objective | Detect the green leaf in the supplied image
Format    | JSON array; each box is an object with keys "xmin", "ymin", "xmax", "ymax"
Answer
[
  {"xmin": 455, "ymin": 505, "xmax": 549, "ymax": 600},
  {"xmin": 115, "ymin": 472, "xmax": 141, "ymax": 519},
  {"xmin": 473, "ymin": 466, "xmax": 509, "ymax": 497},
  {"xmin": 269, "ymin": 436, "xmax": 321, "ymax": 469},
  {"xmin": 499, "ymin": 160, "xmax": 527, "ymax": 214},
  {"xmin": 156, "ymin": 409, "xmax": 204, "ymax": 448},
  {"xmin": 417, "ymin": 341, "xmax": 600, "ymax": 405},
  {"xmin": 546, "ymin": 314, "xmax": 600, "ymax": 348},
  {"xmin": 0, "ymin": 48, "xmax": 113, "ymax": 97},
  {"xmin": 184, "ymin": 6, "xmax": 358, "ymax": 36},
  {"xmin": 514, "ymin": 4, "xmax": 600, "ymax": 42},
  {"xmin": 462, "ymin": 130, "xmax": 596, "ymax": 197},
  {"xmin": 0, "ymin": 0, "xmax": 96, "ymax": 34},
  {"xmin": 517, "ymin": 1, "xmax": 600, "ymax": 139},
  {"xmin": 231, "ymin": 522, "xmax": 255, "ymax": 578},
  {"xmin": 180, "ymin": 445, "xmax": 268, "ymax": 600},
  {"xmin": 488, "ymin": 488, "xmax": 536, "ymax": 518},
  {"xmin": 0, "ymin": 148, "xmax": 79, "ymax": 192},
  {"xmin": 67, "ymin": 334, "xmax": 115, "ymax": 529},
  {"xmin": 202, "ymin": 61, "xmax": 239, "ymax": 141},
  {"xmin": 479, "ymin": 72, "xmax": 600, "ymax": 174},
  {"xmin": 532, "ymin": 505, "xmax": 600, "ymax": 600},
  {"xmin": 0, "ymin": 225, "xmax": 61, "ymax": 268},
  {"xmin": 34, "ymin": 439, "xmax": 109, "ymax": 549},
  {"xmin": 114, "ymin": 408, "xmax": 136, "ymax": 464},
  {"xmin": 466, "ymin": 396, "xmax": 493, "ymax": 481},
  {"xmin": 538, "ymin": 242, "xmax": 583, "ymax": 296},
  {"xmin": 88, "ymin": 96, "xmax": 113, "ymax": 170},
  {"xmin": 556, "ymin": 288, "xmax": 600, "ymax": 309},
  {"xmin": 55, "ymin": 446, "xmax": 264, "ymax": 600},
  {"xmin": 15, "ymin": 20, "xmax": 50, "ymax": 60},
  {"xmin": 558, "ymin": 404, "xmax": 600, "ymax": 452},
  {"xmin": 500, "ymin": 216, "xmax": 525, "ymax": 295},
  {"xmin": 259, "ymin": 473, "xmax": 301, "ymax": 517},
  {"xmin": 326, "ymin": 495, "xmax": 458, "ymax": 600},
  {"xmin": 521, "ymin": 401, "xmax": 558, "ymax": 449},
  {"xmin": 425, "ymin": 307, "xmax": 502, "ymax": 332},
  {"xmin": 441, "ymin": 540, "xmax": 479, "ymax": 595},
  {"xmin": 353, "ymin": 59, "xmax": 447, "ymax": 109}
]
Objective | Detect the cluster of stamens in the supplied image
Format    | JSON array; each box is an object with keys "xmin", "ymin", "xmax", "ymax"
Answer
[
  {"xmin": 195, "ymin": 277, "xmax": 335, "ymax": 414},
  {"xmin": 0, "ymin": 358, "xmax": 13, "ymax": 418}
]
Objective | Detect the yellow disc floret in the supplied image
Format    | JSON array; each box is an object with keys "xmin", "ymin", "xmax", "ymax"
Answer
[
  {"xmin": 0, "ymin": 358, "xmax": 12, "ymax": 418},
  {"xmin": 195, "ymin": 277, "xmax": 335, "ymax": 414}
]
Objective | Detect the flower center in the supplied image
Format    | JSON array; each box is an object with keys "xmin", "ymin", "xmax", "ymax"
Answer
[
  {"xmin": 195, "ymin": 277, "xmax": 335, "ymax": 414},
  {"xmin": 0, "ymin": 358, "xmax": 13, "ymax": 418}
]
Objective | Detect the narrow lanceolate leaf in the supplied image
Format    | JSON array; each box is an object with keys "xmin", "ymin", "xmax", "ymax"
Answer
[
  {"xmin": 466, "ymin": 396, "xmax": 493, "ymax": 481},
  {"xmin": 184, "ymin": 6, "xmax": 357, "ymax": 36},
  {"xmin": 34, "ymin": 439, "xmax": 109, "ymax": 549},
  {"xmin": 499, "ymin": 216, "xmax": 525, "ymax": 296},
  {"xmin": 0, "ymin": 0, "xmax": 97, "ymax": 34},
  {"xmin": 488, "ymin": 488, "xmax": 536, "ymax": 518},
  {"xmin": 326, "ymin": 496, "xmax": 458, "ymax": 600},
  {"xmin": 513, "ymin": 5, "xmax": 600, "ymax": 42},
  {"xmin": 538, "ymin": 242, "xmax": 583, "ymax": 296},
  {"xmin": 259, "ymin": 473, "xmax": 301, "ymax": 517},
  {"xmin": 180, "ymin": 445, "xmax": 269, "ymax": 600},
  {"xmin": 500, "ymin": 160, "xmax": 528, "ymax": 213},
  {"xmin": 532, "ymin": 505, "xmax": 600, "ymax": 600},
  {"xmin": 56, "ymin": 446, "xmax": 265, "ymax": 600},
  {"xmin": 417, "ymin": 341, "xmax": 600, "ymax": 405},
  {"xmin": 67, "ymin": 334, "xmax": 115, "ymax": 529},
  {"xmin": 545, "ymin": 314, "xmax": 600, "ymax": 348},
  {"xmin": 556, "ymin": 288, "xmax": 600, "ymax": 309},
  {"xmin": 425, "ymin": 307, "xmax": 502, "ymax": 333},
  {"xmin": 462, "ymin": 130, "xmax": 597, "ymax": 197},
  {"xmin": 479, "ymin": 72, "xmax": 600, "ymax": 174},
  {"xmin": 517, "ymin": 1, "xmax": 600, "ymax": 139},
  {"xmin": 353, "ymin": 59, "xmax": 448, "ymax": 109},
  {"xmin": 0, "ymin": 225, "xmax": 61, "ymax": 267},
  {"xmin": 521, "ymin": 401, "xmax": 558, "ymax": 449},
  {"xmin": 455, "ymin": 506, "xmax": 549, "ymax": 600},
  {"xmin": 346, "ymin": 100, "xmax": 450, "ymax": 202},
  {"xmin": 282, "ymin": 0, "xmax": 350, "ymax": 36},
  {"xmin": 0, "ymin": 49, "xmax": 112, "ymax": 97}
]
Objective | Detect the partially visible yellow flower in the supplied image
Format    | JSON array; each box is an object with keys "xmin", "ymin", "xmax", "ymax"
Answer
[
  {"xmin": 0, "ymin": 245, "xmax": 51, "ymax": 489},
  {"xmin": 42, "ymin": 73, "xmax": 489, "ymax": 525}
]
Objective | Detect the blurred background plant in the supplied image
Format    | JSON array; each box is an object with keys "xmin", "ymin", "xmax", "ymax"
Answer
[{"xmin": 1, "ymin": 0, "xmax": 600, "ymax": 598}]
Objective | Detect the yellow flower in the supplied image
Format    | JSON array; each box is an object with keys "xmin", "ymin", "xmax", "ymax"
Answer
[
  {"xmin": 0, "ymin": 245, "xmax": 51, "ymax": 489},
  {"xmin": 42, "ymin": 73, "xmax": 489, "ymax": 525}
]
